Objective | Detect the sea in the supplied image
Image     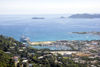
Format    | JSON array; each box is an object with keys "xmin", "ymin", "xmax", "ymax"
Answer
[{"xmin": 0, "ymin": 14, "xmax": 100, "ymax": 42}]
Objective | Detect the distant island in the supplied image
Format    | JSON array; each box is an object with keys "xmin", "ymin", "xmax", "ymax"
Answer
[
  {"xmin": 72, "ymin": 32, "xmax": 88, "ymax": 34},
  {"xmin": 72, "ymin": 32, "xmax": 100, "ymax": 36},
  {"xmin": 32, "ymin": 17, "xmax": 45, "ymax": 19},
  {"xmin": 60, "ymin": 16, "xmax": 66, "ymax": 19},
  {"xmin": 69, "ymin": 14, "xmax": 100, "ymax": 19}
]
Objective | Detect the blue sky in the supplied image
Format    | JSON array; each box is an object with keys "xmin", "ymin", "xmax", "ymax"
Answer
[{"xmin": 0, "ymin": 0, "xmax": 100, "ymax": 14}]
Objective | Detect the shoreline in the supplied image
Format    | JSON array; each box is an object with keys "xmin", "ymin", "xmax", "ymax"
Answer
[
  {"xmin": 28, "ymin": 39, "xmax": 100, "ymax": 46},
  {"xmin": 26, "ymin": 32, "xmax": 100, "ymax": 44},
  {"xmin": 27, "ymin": 40, "xmax": 100, "ymax": 51}
]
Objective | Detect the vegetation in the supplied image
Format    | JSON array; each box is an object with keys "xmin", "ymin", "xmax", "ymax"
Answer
[
  {"xmin": 0, "ymin": 35, "xmax": 21, "ymax": 67},
  {"xmin": 0, "ymin": 50, "xmax": 14, "ymax": 67}
]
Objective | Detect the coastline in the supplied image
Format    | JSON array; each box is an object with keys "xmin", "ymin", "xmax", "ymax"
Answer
[
  {"xmin": 27, "ymin": 32, "xmax": 100, "ymax": 46},
  {"xmin": 27, "ymin": 39, "xmax": 100, "ymax": 51}
]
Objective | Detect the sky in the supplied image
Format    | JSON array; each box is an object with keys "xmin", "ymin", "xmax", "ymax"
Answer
[{"xmin": 0, "ymin": 0, "xmax": 100, "ymax": 14}]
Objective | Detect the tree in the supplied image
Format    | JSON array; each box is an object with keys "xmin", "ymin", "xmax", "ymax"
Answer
[{"xmin": 0, "ymin": 50, "xmax": 14, "ymax": 67}]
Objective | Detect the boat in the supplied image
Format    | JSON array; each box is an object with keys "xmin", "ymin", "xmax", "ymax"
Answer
[{"xmin": 20, "ymin": 35, "xmax": 30, "ymax": 42}]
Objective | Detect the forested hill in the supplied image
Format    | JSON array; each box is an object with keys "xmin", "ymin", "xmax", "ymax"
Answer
[
  {"xmin": 0, "ymin": 35, "xmax": 21, "ymax": 51},
  {"xmin": 0, "ymin": 35, "xmax": 22, "ymax": 67}
]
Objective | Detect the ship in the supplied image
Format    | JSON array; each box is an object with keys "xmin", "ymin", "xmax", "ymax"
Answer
[{"xmin": 20, "ymin": 35, "xmax": 30, "ymax": 42}]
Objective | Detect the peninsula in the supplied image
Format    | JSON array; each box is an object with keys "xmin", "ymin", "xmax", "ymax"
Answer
[
  {"xmin": 72, "ymin": 32, "xmax": 100, "ymax": 36},
  {"xmin": 69, "ymin": 14, "xmax": 100, "ymax": 19}
]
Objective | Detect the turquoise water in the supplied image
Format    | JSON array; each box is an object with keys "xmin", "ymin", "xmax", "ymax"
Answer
[{"xmin": 0, "ymin": 14, "xmax": 100, "ymax": 41}]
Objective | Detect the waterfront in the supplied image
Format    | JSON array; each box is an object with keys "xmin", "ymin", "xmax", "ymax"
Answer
[
  {"xmin": 28, "ymin": 39, "xmax": 100, "ymax": 50},
  {"xmin": 31, "ymin": 45, "xmax": 71, "ymax": 50}
]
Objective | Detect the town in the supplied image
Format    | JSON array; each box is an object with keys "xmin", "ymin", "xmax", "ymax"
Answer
[{"xmin": 0, "ymin": 35, "xmax": 100, "ymax": 67}]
